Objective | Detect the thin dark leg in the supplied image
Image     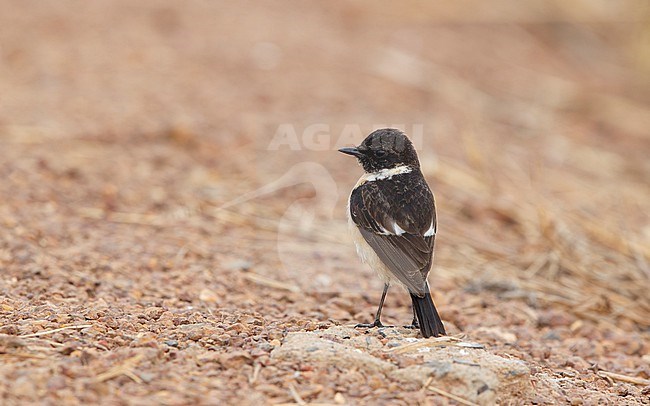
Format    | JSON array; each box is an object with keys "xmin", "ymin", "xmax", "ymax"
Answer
[
  {"xmin": 373, "ymin": 283, "xmax": 389, "ymax": 323},
  {"xmin": 356, "ymin": 284, "xmax": 390, "ymax": 328}
]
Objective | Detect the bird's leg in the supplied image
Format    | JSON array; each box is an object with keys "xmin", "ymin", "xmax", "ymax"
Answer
[
  {"xmin": 356, "ymin": 283, "xmax": 390, "ymax": 328},
  {"xmin": 403, "ymin": 305, "xmax": 420, "ymax": 329}
]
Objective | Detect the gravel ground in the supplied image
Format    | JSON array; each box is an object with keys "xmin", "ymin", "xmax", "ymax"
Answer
[{"xmin": 1, "ymin": 1, "xmax": 649, "ymax": 404}]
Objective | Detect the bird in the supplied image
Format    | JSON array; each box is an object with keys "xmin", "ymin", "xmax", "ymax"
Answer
[{"xmin": 339, "ymin": 128, "xmax": 446, "ymax": 338}]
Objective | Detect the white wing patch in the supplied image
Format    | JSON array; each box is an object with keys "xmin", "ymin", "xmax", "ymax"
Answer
[
  {"xmin": 378, "ymin": 225, "xmax": 392, "ymax": 235},
  {"xmin": 377, "ymin": 221, "xmax": 406, "ymax": 236},
  {"xmin": 424, "ymin": 221, "xmax": 436, "ymax": 237}
]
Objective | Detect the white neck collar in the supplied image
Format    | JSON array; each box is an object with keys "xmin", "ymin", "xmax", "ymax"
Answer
[{"xmin": 365, "ymin": 165, "xmax": 412, "ymax": 182}]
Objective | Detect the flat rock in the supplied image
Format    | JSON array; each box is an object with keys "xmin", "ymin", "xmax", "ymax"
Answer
[{"xmin": 272, "ymin": 327, "xmax": 531, "ymax": 404}]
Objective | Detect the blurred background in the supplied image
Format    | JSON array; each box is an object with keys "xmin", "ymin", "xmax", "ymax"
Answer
[{"xmin": 1, "ymin": 1, "xmax": 649, "ymax": 403}]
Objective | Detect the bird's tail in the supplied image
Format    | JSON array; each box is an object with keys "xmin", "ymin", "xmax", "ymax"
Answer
[{"xmin": 410, "ymin": 284, "xmax": 446, "ymax": 338}]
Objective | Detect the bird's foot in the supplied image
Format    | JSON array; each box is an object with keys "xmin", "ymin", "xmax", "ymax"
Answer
[
  {"xmin": 355, "ymin": 320, "xmax": 390, "ymax": 329},
  {"xmin": 403, "ymin": 318, "xmax": 419, "ymax": 329}
]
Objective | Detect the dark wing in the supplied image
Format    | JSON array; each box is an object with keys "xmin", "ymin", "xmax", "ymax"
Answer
[{"xmin": 349, "ymin": 174, "xmax": 436, "ymax": 297}]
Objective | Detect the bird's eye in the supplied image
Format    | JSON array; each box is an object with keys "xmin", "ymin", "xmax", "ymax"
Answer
[{"xmin": 375, "ymin": 150, "xmax": 386, "ymax": 157}]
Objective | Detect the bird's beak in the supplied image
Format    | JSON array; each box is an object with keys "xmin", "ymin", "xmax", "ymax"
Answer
[{"xmin": 338, "ymin": 147, "xmax": 363, "ymax": 157}]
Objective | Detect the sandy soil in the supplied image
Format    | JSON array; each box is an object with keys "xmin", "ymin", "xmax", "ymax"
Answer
[{"xmin": 1, "ymin": 1, "xmax": 649, "ymax": 404}]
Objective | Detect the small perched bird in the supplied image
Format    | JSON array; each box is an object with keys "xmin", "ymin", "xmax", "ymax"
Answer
[{"xmin": 339, "ymin": 128, "xmax": 446, "ymax": 338}]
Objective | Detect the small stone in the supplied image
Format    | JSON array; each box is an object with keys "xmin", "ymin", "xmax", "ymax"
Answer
[
  {"xmin": 199, "ymin": 288, "xmax": 219, "ymax": 303},
  {"xmin": 165, "ymin": 340, "xmax": 179, "ymax": 347},
  {"xmin": 12, "ymin": 376, "xmax": 37, "ymax": 399},
  {"xmin": 474, "ymin": 327, "xmax": 518, "ymax": 343},
  {"xmin": 218, "ymin": 351, "xmax": 253, "ymax": 369},
  {"xmin": 0, "ymin": 334, "xmax": 25, "ymax": 349},
  {"xmin": 180, "ymin": 323, "xmax": 208, "ymax": 341},
  {"xmin": 570, "ymin": 320, "xmax": 583, "ymax": 332},
  {"xmin": 215, "ymin": 334, "xmax": 230, "ymax": 345},
  {"xmin": 226, "ymin": 259, "xmax": 252, "ymax": 271},
  {"xmin": 243, "ymin": 316, "xmax": 263, "ymax": 326},
  {"xmin": 368, "ymin": 375, "xmax": 384, "ymax": 390},
  {"xmin": 139, "ymin": 372, "xmax": 156, "ymax": 383},
  {"xmin": 227, "ymin": 323, "xmax": 249, "ymax": 334},
  {"xmin": 0, "ymin": 325, "xmax": 18, "ymax": 335},
  {"xmin": 542, "ymin": 331, "xmax": 561, "ymax": 341},
  {"xmin": 131, "ymin": 332, "xmax": 158, "ymax": 348},
  {"xmin": 257, "ymin": 342, "xmax": 273, "ymax": 352},
  {"xmin": 46, "ymin": 375, "xmax": 67, "ymax": 391},
  {"xmin": 144, "ymin": 307, "xmax": 165, "ymax": 320},
  {"xmin": 538, "ymin": 310, "xmax": 573, "ymax": 327}
]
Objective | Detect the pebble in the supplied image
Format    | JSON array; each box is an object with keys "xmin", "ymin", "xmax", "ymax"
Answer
[{"xmin": 199, "ymin": 289, "xmax": 219, "ymax": 303}]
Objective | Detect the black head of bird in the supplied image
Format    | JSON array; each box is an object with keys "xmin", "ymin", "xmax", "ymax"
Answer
[{"xmin": 338, "ymin": 128, "xmax": 420, "ymax": 173}]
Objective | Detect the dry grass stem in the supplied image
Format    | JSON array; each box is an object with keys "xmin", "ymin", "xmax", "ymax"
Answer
[
  {"xmin": 384, "ymin": 336, "xmax": 482, "ymax": 354},
  {"xmin": 249, "ymin": 362, "xmax": 262, "ymax": 384},
  {"xmin": 94, "ymin": 354, "xmax": 145, "ymax": 384},
  {"xmin": 597, "ymin": 371, "xmax": 650, "ymax": 386},
  {"xmin": 288, "ymin": 383, "xmax": 307, "ymax": 406},
  {"xmin": 242, "ymin": 272, "xmax": 301, "ymax": 293},
  {"xmin": 423, "ymin": 376, "xmax": 479, "ymax": 406},
  {"xmin": 19, "ymin": 325, "xmax": 93, "ymax": 338},
  {"xmin": 1, "ymin": 352, "xmax": 48, "ymax": 359}
]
